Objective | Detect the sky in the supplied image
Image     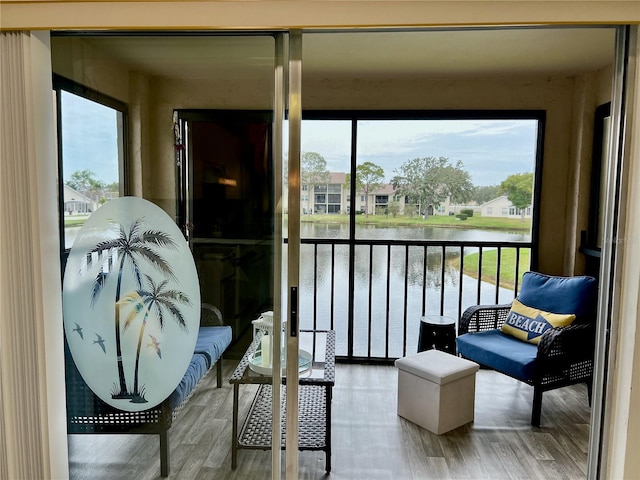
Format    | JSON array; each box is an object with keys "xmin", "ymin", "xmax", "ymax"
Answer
[
  {"xmin": 62, "ymin": 90, "xmax": 538, "ymax": 188},
  {"xmin": 61, "ymin": 91, "xmax": 121, "ymax": 185},
  {"xmin": 300, "ymin": 118, "xmax": 539, "ymax": 186}
]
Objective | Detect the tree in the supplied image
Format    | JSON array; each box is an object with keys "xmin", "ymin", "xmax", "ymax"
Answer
[
  {"xmin": 473, "ymin": 185, "xmax": 501, "ymax": 205},
  {"xmin": 119, "ymin": 275, "xmax": 191, "ymax": 403},
  {"xmin": 404, "ymin": 204, "xmax": 417, "ymax": 218},
  {"xmin": 345, "ymin": 161, "xmax": 385, "ymax": 218},
  {"xmin": 67, "ymin": 169, "xmax": 105, "ymax": 199},
  {"xmin": 104, "ymin": 181, "xmax": 120, "ymax": 193},
  {"xmin": 387, "ymin": 201, "xmax": 401, "ymax": 217},
  {"xmin": 500, "ymin": 172, "xmax": 534, "ymax": 221},
  {"xmin": 301, "ymin": 152, "xmax": 330, "ymax": 189},
  {"xmin": 82, "ymin": 219, "xmax": 177, "ymax": 399},
  {"xmin": 390, "ymin": 156, "xmax": 473, "ymax": 216}
]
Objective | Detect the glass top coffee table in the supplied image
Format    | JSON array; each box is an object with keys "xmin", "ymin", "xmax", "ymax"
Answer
[{"xmin": 229, "ymin": 329, "xmax": 336, "ymax": 472}]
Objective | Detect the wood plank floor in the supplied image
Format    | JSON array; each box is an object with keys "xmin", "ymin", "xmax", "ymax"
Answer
[{"xmin": 68, "ymin": 361, "xmax": 591, "ymax": 479}]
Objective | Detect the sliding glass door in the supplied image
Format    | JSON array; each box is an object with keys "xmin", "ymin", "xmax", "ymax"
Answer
[{"xmin": 52, "ymin": 32, "xmax": 300, "ymax": 479}]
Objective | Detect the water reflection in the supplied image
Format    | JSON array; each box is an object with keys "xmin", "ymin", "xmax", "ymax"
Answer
[{"xmin": 300, "ymin": 221, "xmax": 530, "ymax": 242}]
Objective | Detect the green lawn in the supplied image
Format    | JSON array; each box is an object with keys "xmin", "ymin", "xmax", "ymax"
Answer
[
  {"xmin": 451, "ymin": 248, "xmax": 531, "ymax": 290},
  {"xmin": 300, "ymin": 213, "xmax": 531, "ymax": 232},
  {"xmin": 64, "ymin": 218, "xmax": 87, "ymax": 227},
  {"xmin": 64, "ymin": 217, "xmax": 88, "ymax": 227}
]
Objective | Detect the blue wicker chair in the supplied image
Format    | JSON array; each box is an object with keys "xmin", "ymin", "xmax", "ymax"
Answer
[{"xmin": 456, "ymin": 271, "xmax": 598, "ymax": 427}]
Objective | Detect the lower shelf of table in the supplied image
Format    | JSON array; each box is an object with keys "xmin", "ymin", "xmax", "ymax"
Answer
[{"xmin": 239, "ymin": 384, "xmax": 328, "ymax": 451}]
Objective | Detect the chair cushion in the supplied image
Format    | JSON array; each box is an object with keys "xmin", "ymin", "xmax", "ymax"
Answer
[
  {"xmin": 500, "ymin": 298, "xmax": 575, "ymax": 345},
  {"xmin": 517, "ymin": 271, "xmax": 597, "ymax": 324},
  {"xmin": 194, "ymin": 325, "xmax": 232, "ymax": 369},
  {"xmin": 456, "ymin": 330, "xmax": 538, "ymax": 381}
]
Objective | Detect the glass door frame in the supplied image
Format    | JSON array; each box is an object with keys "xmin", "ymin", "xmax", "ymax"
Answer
[
  {"xmin": 284, "ymin": 29, "xmax": 302, "ymax": 480},
  {"xmin": 51, "ymin": 30, "xmax": 300, "ymax": 479}
]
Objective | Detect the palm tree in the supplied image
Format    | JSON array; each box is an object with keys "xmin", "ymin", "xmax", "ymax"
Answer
[
  {"xmin": 83, "ymin": 218, "xmax": 177, "ymax": 399},
  {"xmin": 120, "ymin": 275, "xmax": 191, "ymax": 403}
]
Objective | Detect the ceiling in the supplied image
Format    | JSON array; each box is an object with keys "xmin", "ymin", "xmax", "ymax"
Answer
[
  {"xmin": 54, "ymin": 27, "xmax": 617, "ymax": 80},
  {"xmin": 304, "ymin": 28, "xmax": 617, "ymax": 77}
]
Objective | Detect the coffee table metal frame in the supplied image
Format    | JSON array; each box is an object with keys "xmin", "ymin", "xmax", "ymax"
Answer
[{"xmin": 229, "ymin": 329, "xmax": 336, "ymax": 472}]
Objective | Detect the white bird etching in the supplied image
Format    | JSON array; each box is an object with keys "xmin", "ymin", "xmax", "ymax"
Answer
[{"xmin": 146, "ymin": 335, "xmax": 161, "ymax": 359}]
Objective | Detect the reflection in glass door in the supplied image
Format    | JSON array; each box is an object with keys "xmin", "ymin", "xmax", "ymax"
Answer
[{"xmin": 178, "ymin": 109, "xmax": 275, "ymax": 341}]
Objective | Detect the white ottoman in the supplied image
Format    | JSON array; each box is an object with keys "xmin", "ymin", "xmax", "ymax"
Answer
[{"xmin": 395, "ymin": 349, "xmax": 479, "ymax": 434}]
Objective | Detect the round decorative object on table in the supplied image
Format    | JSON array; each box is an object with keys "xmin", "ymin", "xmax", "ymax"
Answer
[{"xmin": 418, "ymin": 315, "xmax": 457, "ymax": 354}]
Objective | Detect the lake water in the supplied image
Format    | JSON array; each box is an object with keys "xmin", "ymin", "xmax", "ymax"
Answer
[{"xmin": 299, "ymin": 221, "xmax": 530, "ymax": 242}]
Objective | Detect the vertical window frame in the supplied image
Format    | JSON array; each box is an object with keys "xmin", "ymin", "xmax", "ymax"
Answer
[{"xmin": 53, "ymin": 74, "xmax": 129, "ymax": 264}]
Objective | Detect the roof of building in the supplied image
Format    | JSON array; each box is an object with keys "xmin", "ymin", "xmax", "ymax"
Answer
[
  {"xmin": 329, "ymin": 172, "xmax": 347, "ymax": 184},
  {"xmin": 63, "ymin": 184, "xmax": 94, "ymax": 203},
  {"xmin": 480, "ymin": 195, "xmax": 510, "ymax": 207}
]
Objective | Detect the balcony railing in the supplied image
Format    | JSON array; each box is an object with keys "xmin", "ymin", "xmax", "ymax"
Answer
[{"xmin": 295, "ymin": 238, "xmax": 531, "ymax": 362}]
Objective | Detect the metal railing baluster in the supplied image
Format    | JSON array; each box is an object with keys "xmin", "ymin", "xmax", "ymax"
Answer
[
  {"xmin": 495, "ymin": 246, "xmax": 502, "ymax": 304},
  {"xmin": 313, "ymin": 243, "xmax": 318, "ymax": 330},
  {"xmin": 440, "ymin": 246, "xmax": 445, "ymax": 315},
  {"xmin": 422, "ymin": 245, "xmax": 427, "ymax": 316},
  {"xmin": 368, "ymin": 245, "xmax": 373, "ymax": 358},
  {"xmin": 458, "ymin": 245, "xmax": 464, "ymax": 325},
  {"xmin": 476, "ymin": 247, "xmax": 483, "ymax": 305},
  {"xmin": 330, "ymin": 243, "xmax": 335, "ymax": 330},
  {"xmin": 385, "ymin": 244, "xmax": 391, "ymax": 359},
  {"xmin": 403, "ymin": 245, "xmax": 409, "ymax": 358},
  {"xmin": 515, "ymin": 246, "xmax": 521, "ymax": 297}
]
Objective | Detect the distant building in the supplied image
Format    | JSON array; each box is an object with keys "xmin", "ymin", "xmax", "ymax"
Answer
[
  {"xmin": 480, "ymin": 195, "xmax": 532, "ymax": 218},
  {"xmin": 301, "ymin": 172, "xmax": 478, "ymax": 216},
  {"xmin": 302, "ymin": 172, "xmax": 403, "ymax": 215},
  {"xmin": 63, "ymin": 184, "xmax": 96, "ymax": 215},
  {"xmin": 305, "ymin": 172, "xmax": 347, "ymax": 214}
]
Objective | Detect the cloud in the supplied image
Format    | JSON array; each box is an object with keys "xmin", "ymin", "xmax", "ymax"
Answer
[{"xmin": 302, "ymin": 118, "xmax": 539, "ymax": 185}]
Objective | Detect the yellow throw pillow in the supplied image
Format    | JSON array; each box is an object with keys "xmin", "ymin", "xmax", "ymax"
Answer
[{"xmin": 500, "ymin": 298, "xmax": 576, "ymax": 345}]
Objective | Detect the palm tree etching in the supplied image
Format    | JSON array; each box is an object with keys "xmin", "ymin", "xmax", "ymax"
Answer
[
  {"xmin": 82, "ymin": 218, "xmax": 177, "ymax": 399},
  {"xmin": 120, "ymin": 275, "xmax": 191, "ymax": 403}
]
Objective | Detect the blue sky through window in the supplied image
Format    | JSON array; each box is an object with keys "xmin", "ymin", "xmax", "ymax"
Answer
[
  {"xmin": 299, "ymin": 118, "xmax": 538, "ymax": 187},
  {"xmin": 61, "ymin": 91, "xmax": 120, "ymax": 185}
]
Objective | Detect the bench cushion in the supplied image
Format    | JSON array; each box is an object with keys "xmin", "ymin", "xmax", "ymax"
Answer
[
  {"xmin": 168, "ymin": 353, "xmax": 210, "ymax": 410},
  {"xmin": 194, "ymin": 325, "xmax": 233, "ymax": 368},
  {"xmin": 168, "ymin": 325, "xmax": 232, "ymax": 410},
  {"xmin": 456, "ymin": 330, "xmax": 538, "ymax": 381}
]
